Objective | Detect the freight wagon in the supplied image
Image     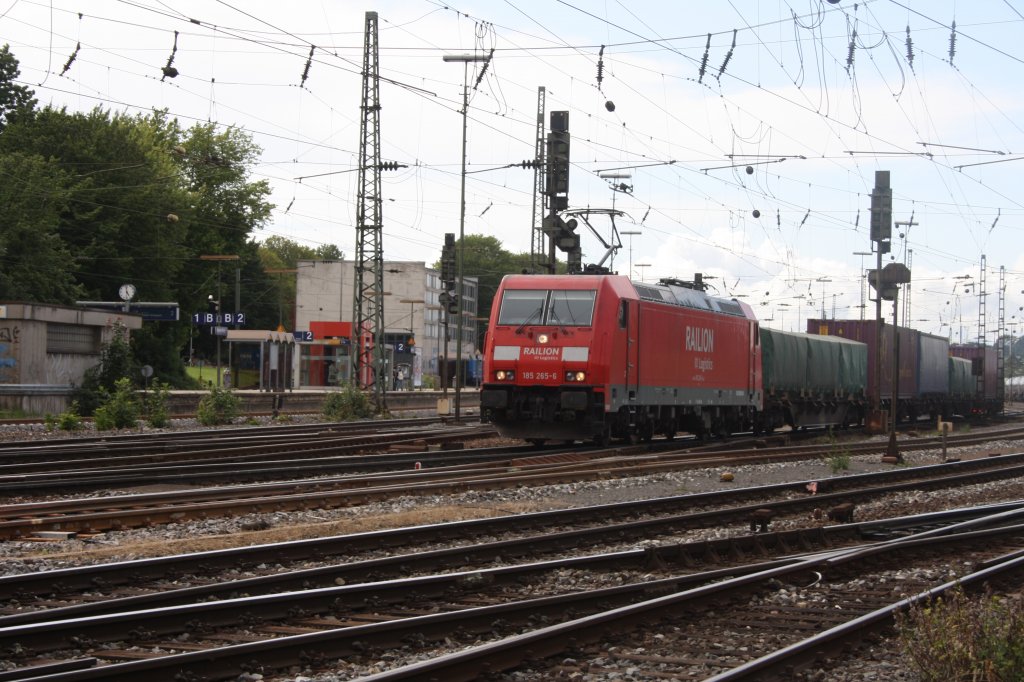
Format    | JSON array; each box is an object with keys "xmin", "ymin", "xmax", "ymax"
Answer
[
  {"xmin": 810, "ymin": 319, "xmax": 1002, "ymax": 419},
  {"xmin": 950, "ymin": 343, "xmax": 1003, "ymax": 414},
  {"xmin": 759, "ymin": 327, "xmax": 867, "ymax": 430}
]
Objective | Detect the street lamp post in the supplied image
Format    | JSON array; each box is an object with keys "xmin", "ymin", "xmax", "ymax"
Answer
[
  {"xmin": 399, "ymin": 298, "xmax": 419, "ymax": 337},
  {"xmin": 620, "ymin": 231, "xmax": 641, "ymax": 278},
  {"xmin": 816, "ymin": 277, "xmax": 832, "ymax": 319},
  {"xmin": 853, "ymin": 251, "xmax": 871, "ymax": 320},
  {"xmin": 200, "ymin": 254, "xmax": 240, "ymax": 388},
  {"xmin": 443, "ymin": 52, "xmax": 489, "ymax": 423},
  {"xmin": 635, "ymin": 263, "xmax": 651, "ymax": 283}
]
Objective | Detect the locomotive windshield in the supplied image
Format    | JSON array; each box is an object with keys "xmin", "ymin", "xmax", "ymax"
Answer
[
  {"xmin": 548, "ymin": 290, "xmax": 596, "ymax": 326},
  {"xmin": 497, "ymin": 289, "xmax": 596, "ymax": 327}
]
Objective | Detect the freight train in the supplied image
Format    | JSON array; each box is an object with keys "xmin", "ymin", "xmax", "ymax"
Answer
[{"xmin": 479, "ymin": 273, "xmax": 1002, "ymax": 444}]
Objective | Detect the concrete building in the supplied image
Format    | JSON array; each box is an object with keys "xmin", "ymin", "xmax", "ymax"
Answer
[
  {"xmin": 294, "ymin": 260, "xmax": 478, "ymax": 388},
  {"xmin": 0, "ymin": 303, "xmax": 143, "ymax": 414}
]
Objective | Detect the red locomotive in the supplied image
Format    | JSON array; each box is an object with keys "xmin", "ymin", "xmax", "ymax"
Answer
[{"xmin": 480, "ymin": 273, "xmax": 762, "ymax": 444}]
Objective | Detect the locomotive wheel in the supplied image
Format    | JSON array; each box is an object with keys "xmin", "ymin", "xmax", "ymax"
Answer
[
  {"xmin": 591, "ymin": 427, "xmax": 610, "ymax": 446},
  {"xmin": 639, "ymin": 421, "xmax": 654, "ymax": 443},
  {"xmin": 528, "ymin": 438, "xmax": 547, "ymax": 447}
]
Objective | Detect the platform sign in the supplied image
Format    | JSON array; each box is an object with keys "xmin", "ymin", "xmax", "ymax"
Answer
[
  {"xmin": 192, "ymin": 312, "xmax": 247, "ymax": 326},
  {"xmin": 77, "ymin": 301, "xmax": 179, "ymax": 321},
  {"xmin": 293, "ymin": 330, "xmax": 314, "ymax": 341}
]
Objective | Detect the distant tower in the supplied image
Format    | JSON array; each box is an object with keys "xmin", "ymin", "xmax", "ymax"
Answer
[{"xmin": 351, "ymin": 11, "xmax": 386, "ymax": 406}]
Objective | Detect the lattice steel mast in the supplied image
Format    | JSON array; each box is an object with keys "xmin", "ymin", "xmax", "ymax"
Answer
[
  {"xmin": 978, "ymin": 254, "xmax": 987, "ymax": 398},
  {"xmin": 351, "ymin": 11, "xmax": 386, "ymax": 407},
  {"xmin": 529, "ymin": 87, "xmax": 550, "ymax": 274},
  {"xmin": 998, "ymin": 264, "xmax": 1006, "ymax": 408}
]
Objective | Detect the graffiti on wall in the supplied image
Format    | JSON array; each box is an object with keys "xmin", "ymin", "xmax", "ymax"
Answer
[
  {"xmin": 0, "ymin": 325, "xmax": 20, "ymax": 383},
  {"xmin": 46, "ymin": 353, "xmax": 81, "ymax": 385}
]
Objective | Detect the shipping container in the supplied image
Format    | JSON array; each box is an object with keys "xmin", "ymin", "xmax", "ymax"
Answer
[
  {"xmin": 950, "ymin": 343, "xmax": 1001, "ymax": 400},
  {"xmin": 808, "ymin": 319, "xmax": 920, "ymax": 400},
  {"xmin": 948, "ymin": 356, "xmax": 974, "ymax": 397},
  {"xmin": 918, "ymin": 332, "xmax": 951, "ymax": 396}
]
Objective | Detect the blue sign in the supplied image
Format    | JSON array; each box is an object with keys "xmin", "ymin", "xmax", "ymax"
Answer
[
  {"xmin": 76, "ymin": 301, "xmax": 180, "ymax": 322},
  {"xmin": 293, "ymin": 330, "xmax": 314, "ymax": 341},
  {"xmin": 192, "ymin": 312, "xmax": 246, "ymax": 326}
]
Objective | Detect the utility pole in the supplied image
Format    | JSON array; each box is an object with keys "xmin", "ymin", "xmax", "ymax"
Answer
[
  {"xmin": 867, "ymin": 170, "xmax": 892, "ymax": 435},
  {"xmin": 352, "ymin": 11, "xmax": 387, "ymax": 409},
  {"xmin": 867, "ymin": 170, "xmax": 911, "ymax": 463},
  {"xmin": 443, "ymin": 51, "xmax": 491, "ymax": 423}
]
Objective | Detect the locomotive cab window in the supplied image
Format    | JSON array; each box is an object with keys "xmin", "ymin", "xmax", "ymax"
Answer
[
  {"xmin": 497, "ymin": 290, "xmax": 547, "ymax": 326},
  {"xmin": 497, "ymin": 289, "xmax": 597, "ymax": 327},
  {"xmin": 548, "ymin": 290, "xmax": 596, "ymax": 326}
]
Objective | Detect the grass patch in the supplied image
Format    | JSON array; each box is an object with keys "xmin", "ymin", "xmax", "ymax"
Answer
[{"xmin": 823, "ymin": 427, "xmax": 852, "ymax": 472}]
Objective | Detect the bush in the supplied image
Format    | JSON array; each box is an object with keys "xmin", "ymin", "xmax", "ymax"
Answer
[
  {"xmin": 826, "ymin": 451, "xmax": 851, "ymax": 472},
  {"xmin": 71, "ymin": 322, "xmax": 138, "ymax": 416},
  {"xmin": 143, "ymin": 380, "xmax": 171, "ymax": 429},
  {"xmin": 197, "ymin": 387, "xmax": 240, "ymax": 426},
  {"xmin": 897, "ymin": 586, "xmax": 1024, "ymax": 681},
  {"xmin": 323, "ymin": 384, "xmax": 376, "ymax": 421},
  {"xmin": 93, "ymin": 378, "xmax": 141, "ymax": 430},
  {"xmin": 47, "ymin": 402, "xmax": 84, "ymax": 431}
]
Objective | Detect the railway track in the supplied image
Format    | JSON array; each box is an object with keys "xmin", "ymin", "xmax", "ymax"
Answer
[
  {"xmin": 3, "ymin": 453, "xmax": 1024, "ymax": 620},
  {"xmin": 3, "ymin": 425, "xmax": 1023, "ymax": 540},
  {"xmin": 0, "ymin": 424, "xmax": 507, "ymax": 493},
  {"xmin": 3, "ymin": 503, "xmax": 1022, "ymax": 681},
  {"xmin": 369, "ymin": 514, "xmax": 1024, "ymax": 681},
  {"xmin": 0, "ymin": 416, "xmax": 477, "ymax": 462}
]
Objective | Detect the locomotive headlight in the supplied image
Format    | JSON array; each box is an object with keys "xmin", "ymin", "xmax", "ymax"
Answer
[
  {"xmin": 496, "ymin": 370, "xmax": 515, "ymax": 381},
  {"xmin": 537, "ymin": 333, "xmax": 549, "ymax": 344},
  {"xmin": 565, "ymin": 371, "xmax": 586, "ymax": 382}
]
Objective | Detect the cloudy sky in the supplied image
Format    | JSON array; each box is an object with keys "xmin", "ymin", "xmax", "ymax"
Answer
[{"xmin": 3, "ymin": 0, "xmax": 1023, "ymax": 341}]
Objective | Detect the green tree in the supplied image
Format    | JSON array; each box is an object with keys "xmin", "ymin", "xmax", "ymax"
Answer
[
  {"xmin": 0, "ymin": 108, "xmax": 191, "ymax": 300},
  {"xmin": 0, "ymin": 152, "xmax": 82, "ymax": 302},
  {"xmin": 0, "ymin": 104, "xmax": 275, "ymax": 384},
  {"xmin": 315, "ymin": 243, "xmax": 343, "ymax": 260},
  {"xmin": 170, "ymin": 121, "xmax": 276, "ymax": 356},
  {"xmin": 0, "ymin": 44, "xmax": 36, "ymax": 132}
]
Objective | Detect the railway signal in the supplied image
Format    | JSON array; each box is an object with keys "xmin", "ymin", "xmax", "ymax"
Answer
[{"xmin": 440, "ymin": 233, "xmax": 456, "ymax": 291}]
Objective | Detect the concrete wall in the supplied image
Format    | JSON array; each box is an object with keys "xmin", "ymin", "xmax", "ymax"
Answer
[{"xmin": 0, "ymin": 303, "xmax": 142, "ymax": 414}]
